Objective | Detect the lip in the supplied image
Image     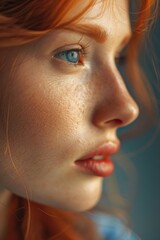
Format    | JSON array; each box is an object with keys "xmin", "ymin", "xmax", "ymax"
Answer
[{"xmin": 74, "ymin": 140, "xmax": 120, "ymax": 177}]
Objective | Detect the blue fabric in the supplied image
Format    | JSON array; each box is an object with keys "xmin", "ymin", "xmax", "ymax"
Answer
[{"xmin": 87, "ymin": 212, "xmax": 141, "ymax": 240}]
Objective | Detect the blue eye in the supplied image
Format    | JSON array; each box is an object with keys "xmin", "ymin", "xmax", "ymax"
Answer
[{"xmin": 55, "ymin": 49, "xmax": 82, "ymax": 64}]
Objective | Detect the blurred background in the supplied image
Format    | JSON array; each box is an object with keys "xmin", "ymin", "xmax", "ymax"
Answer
[
  {"xmin": 128, "ymin": 15, "xmax": 160, "ymax": 240},
  {"xmin": 118, "ymin": 13, "xmax": 160, "ymax": 240},
  {"xmin": 100, "ymin": 8, "xmax": 160, "ymax": 240}
]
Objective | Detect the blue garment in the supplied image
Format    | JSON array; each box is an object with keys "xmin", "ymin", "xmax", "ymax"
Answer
[{"xmin": 87, "ymin": 212, "xmax": 141, "ymax": 240}]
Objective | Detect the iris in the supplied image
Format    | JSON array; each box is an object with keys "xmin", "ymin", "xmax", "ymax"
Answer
[{"xmin": 55, "ymin": 49, "xmax": 80, "ymax": 64}]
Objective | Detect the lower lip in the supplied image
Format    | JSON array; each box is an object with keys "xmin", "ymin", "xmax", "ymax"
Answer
[{"xmin": 74, "ymin": 157, "xmax": 114, "ymax": 177}]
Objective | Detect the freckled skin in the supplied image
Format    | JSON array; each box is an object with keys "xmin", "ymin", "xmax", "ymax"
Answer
[{"xmin": 0, "ymin": 0, "xmax": 139, "ymax": 211}]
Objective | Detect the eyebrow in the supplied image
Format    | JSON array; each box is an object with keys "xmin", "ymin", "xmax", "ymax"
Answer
[
  {"xmin": 63, "ymin": 23, "xmax": 108, "ymax": 43},
  {"xmin": 63, "ymin": 23, "xmax": 132, "ymax": 46}
]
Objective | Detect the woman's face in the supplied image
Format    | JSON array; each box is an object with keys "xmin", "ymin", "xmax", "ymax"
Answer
[{"xmin": 0, "ymin": 0, "xmax": 139, "ymax": 211}]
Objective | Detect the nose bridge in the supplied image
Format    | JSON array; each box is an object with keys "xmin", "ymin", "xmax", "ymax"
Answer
[{"xmin": 92, "ymin": 65, "xmax": 139, "ymax": 128}]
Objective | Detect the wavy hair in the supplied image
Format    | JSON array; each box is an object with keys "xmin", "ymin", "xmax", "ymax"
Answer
[{"xmin": 0, "ymin": 0, "xmax": 158, "ymax": 239}]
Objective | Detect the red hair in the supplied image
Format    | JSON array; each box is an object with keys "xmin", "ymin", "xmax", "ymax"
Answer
[
  {"xmin": 0, "ymin": 0, "xmax": 158, "ymax": 239},
  {"xmin": 5, "ymin": 194, "xmax": 99, "ymax": 239},
  {"xmin": 123, "ymin": 0, "xmax": 159, "ymax": 139}
]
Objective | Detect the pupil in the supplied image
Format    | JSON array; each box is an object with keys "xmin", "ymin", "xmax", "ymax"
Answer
[{"xmin": 67, "ymin": 51, "xmax": 78, "ymax": 63}]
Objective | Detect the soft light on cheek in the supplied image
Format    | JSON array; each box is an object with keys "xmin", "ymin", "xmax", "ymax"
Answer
[
  {"xmin": 5, "ymin": 82, "xmax": 84, "ymax": 160},
  {"xmin": 0, "ymin": 55, "xmax": 96, "ymax": 174}
]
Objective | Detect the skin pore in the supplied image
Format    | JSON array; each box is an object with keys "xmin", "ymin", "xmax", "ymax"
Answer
[{"xmin": 0, "ymin": 2, "xmax": 139, "ymax": 232}]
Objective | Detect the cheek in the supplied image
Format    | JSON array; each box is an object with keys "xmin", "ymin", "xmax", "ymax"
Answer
[
  {"xmin": 0, "ymin": 59, "xmax": 104, "ymax": 211},
  {"xmin": 0, "ymin": 62, "xmax": 93, "ymax": 176},
  {"xmin": 7, "ymin": 82, "xmax": 80, "ymax": 162}
]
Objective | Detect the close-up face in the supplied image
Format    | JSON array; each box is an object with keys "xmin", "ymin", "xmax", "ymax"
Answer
[{"xmin": 0, "ymin": 0, "xmax": 139, "ymax": 211}]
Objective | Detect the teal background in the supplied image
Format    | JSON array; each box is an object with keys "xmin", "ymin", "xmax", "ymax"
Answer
[
  {"xmin": 122, "ymin": 16, "xmax": 160, "ymax": 240},
  {"xmin": 99, "ymin": 9, "xmax": 160, "ymax": 240}
]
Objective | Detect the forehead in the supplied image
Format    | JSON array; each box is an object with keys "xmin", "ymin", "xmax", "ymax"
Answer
[
  {"xmin": 64, "ymin": 0, "xmax": 131, "ymax": 45},
  {"xmin": 81, "ymin": 0, "xmax": 130, "ymax": 29}
]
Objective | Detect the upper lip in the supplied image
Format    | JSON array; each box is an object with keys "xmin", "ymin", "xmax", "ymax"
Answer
[{"xmin": 77, "ymin": 140, "xmax": 120, "ymax": 161}]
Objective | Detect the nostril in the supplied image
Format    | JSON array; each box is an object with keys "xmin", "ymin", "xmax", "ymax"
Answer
[
  {"xmin": 105, "ymin": 119, "xmax": 123, "ymax": 127},
  {"xmin": 114, "ymin": 119, "xmax": 123, "ymax": 126},
  {"xmin": 92, "ymin": 93, "xmax": 139, "ymax": 129}
]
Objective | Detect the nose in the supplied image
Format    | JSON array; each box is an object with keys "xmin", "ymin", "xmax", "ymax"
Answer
[{"xmin": 92, "ymin": 67, "xmax": 139, "ymax": 129}]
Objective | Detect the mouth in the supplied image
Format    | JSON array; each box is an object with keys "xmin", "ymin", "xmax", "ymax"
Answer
[{"xmin": 74, "ymin": 140, "xmax": 120, "ymax": 177}]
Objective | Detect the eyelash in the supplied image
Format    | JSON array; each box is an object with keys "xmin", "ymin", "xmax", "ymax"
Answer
[
  {"xmin": 53, "ymin": 42, "xmax": 91, "ymax": 66},
  {"xmin": 53, "ymin": 45, "xmax": 127, "ymax": 67},
  {"xmin": 54, "ymin": 48, "xmax": 86, "ymax": 66}
]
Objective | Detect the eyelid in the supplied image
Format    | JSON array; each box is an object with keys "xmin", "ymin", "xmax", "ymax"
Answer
[
  {"xmin": 53, "ymin": 44, "xmax": 84, "ymax": 56},
  {"xmin": 52, "ymin": 44, "xmax": 88, "ymax": 67}
]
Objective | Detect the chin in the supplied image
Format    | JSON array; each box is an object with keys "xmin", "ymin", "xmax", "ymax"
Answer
[
  {"xmin": 54, "ymin": 186, "xmax": 102, "ymax": 212},
  {"xmin": 70, "ymin": 195, "xmax": 101, "ymax": 212},
  {"xmin": 46, "ymin": 179, "xmax": 103, "ymax": 212},
  {"xmin": 48, "ymin": 195, "xmax": 101, "ymax": 212},
  {"xmin": 10, "ymin": 177, "xmax": 103, "ymax": 213}
]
